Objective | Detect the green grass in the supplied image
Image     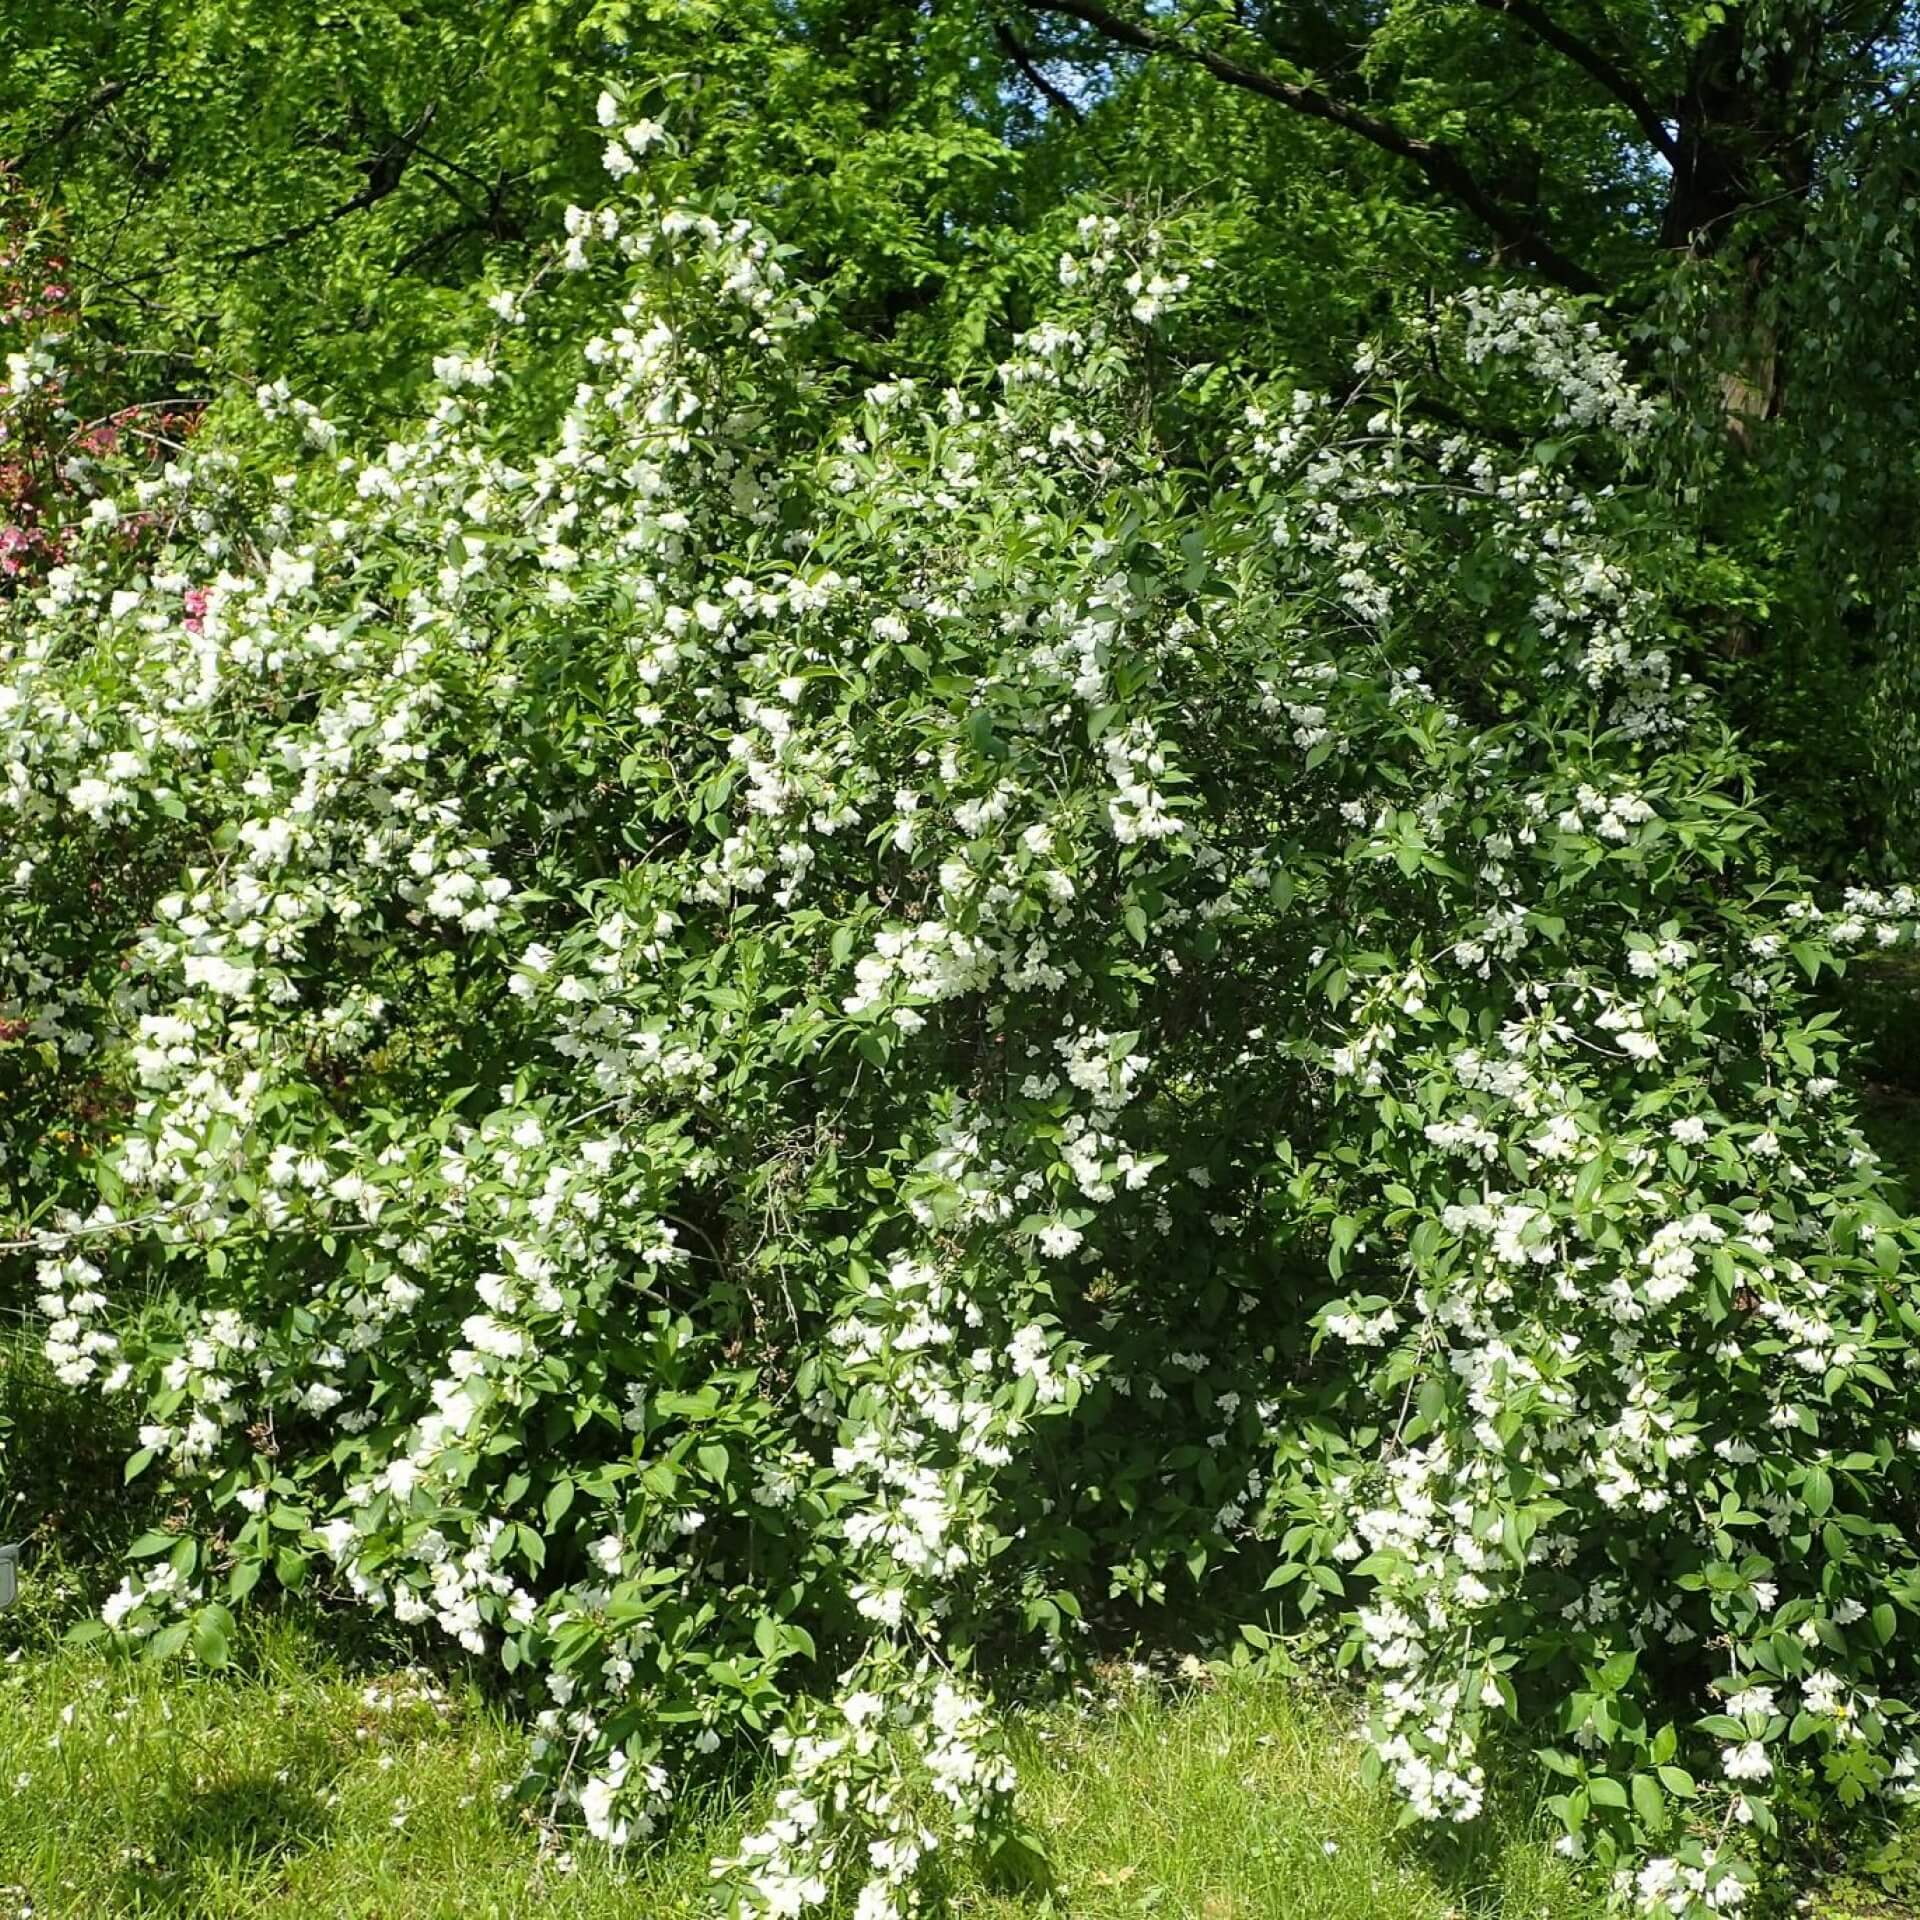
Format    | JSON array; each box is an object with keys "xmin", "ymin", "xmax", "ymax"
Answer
[{"xmin": 0, "ymin": 1613, "xmax": 1602, "ymax": 1920}]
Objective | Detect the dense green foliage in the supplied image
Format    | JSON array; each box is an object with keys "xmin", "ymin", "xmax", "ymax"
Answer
[
  {"xmin": 11, "ymin": 2, "xmax": 1920, "ymax": 861},
  {"xmin": 7, "ymin": 6, "xmax": 1920, "ymax": 1918}
]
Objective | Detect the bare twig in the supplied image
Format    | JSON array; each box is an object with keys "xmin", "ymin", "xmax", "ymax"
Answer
[{"xmin": 994, "ymin": 18, "xmax": 1084, "ymax": 122}]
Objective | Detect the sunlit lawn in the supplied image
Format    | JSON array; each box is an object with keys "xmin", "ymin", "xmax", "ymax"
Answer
[{"xmin": 0, "ymin": 1606, "xmax": 1600, "ymax": 1920}]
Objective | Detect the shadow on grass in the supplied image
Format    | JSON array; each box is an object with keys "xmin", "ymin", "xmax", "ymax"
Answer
[{"xmin": 115, "ymin": 1772, "xmax": 335, "ymax": 1915}]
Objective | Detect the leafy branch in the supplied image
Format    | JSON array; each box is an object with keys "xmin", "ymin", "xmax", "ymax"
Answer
[{"xmin": 1018, "ymin": 0, "xmax": 1604, "ymax": 294}]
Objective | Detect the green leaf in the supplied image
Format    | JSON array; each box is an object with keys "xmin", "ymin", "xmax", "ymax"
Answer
[
  {"xmin": 191, "ymin": 1603, "xmax": 235, "ymax": 1669},
  {"xmin": 656, "ymin": 1390, "xmax": 721, "ymax": 1420},
  {"xmin": 1572, "ymin": 1156, "xmax": 1607, "ymax": 1207},
  {"xmin": 1598, "ymin": 1650, "xmax": 1638, "ymax": 1690},
  {"xmin": 983, "ymin": 1825, "xmax": 1056, "ymax": 1892},
  {"xmin": 1631, "ymin": 1772, "xmax": 1664, "ymax": 1831},
  {"xmin": 147, "ymin": 1623, "xmax": 190, "ymax": 1663}
]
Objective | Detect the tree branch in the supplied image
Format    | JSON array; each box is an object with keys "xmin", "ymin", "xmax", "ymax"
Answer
[
  {"xmin": 18, "ymin": 77, "xmax": 138, "ymax": 167},
  {"xmin": 224, "ymin": 103, "xmax": 437, "ymax": 265},
  {"xmin": 1473, "ymin": 0, "xmax": 1679, "ymax": 163},
  {"xmin": 390, "ymin": 216, "xmax": 488, "ymax": 278},
  {"xmin": 995, "ymin": 18, "xmax": 1084, "ymax": 121},
  {"xmin": 1022, "ymin": 0, "xmax": 1602, "ymax": 294}
]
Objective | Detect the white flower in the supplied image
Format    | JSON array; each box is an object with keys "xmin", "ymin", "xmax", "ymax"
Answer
[
  {"xmin": 842, "ymin": 1691, "xmax": 886, "ymax": 1727},
  {"xmin": 66, "ymin": 776, "xmax": 118, "ymax": 818}
]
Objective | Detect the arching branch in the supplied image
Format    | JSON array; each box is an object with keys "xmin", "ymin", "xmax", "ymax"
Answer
[
  {"xmin": 17, "ymin": 77, "xmax": 138, "ymax": 167},
  {"xmin": 1021, "ymin": 0, "xmax": 1603, "ymax": 294},
  {"xmin": 223, "ymin": 103, "xmax": 438, "ymax": 265},
  {"xmin": 994, "ymin": 18, "xmax": 1084, "ymax": 122},
  {"xmin": 1474, "ymin": 0, "xmax": 1679, "ymax": 164}
]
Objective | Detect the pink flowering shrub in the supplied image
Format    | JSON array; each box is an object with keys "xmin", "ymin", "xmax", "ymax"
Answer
[{"xmin": 0, "ymin": 172, "xmax": 202, "ymax": 591}]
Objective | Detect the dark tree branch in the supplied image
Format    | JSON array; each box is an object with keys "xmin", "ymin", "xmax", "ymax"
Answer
[
  {"xmin": 1473, "ymin": 0, "xmax": 1679, "ymax": 163},
  {"xmin": 1243, "ymin": 0, "xmax": 1367, "ymax": 86},
  {"xmin": 224, "ymin": 104, "xmax": 437, "ymax": 265},
  {"xmin": 995, "ymin": 18, "xmax": 1084, "ymax": 121},
  {"xmin": 62, "ymin": 251, "xmax": 206, "ymax": 315},
  {"xmin": 416, "ymin": 162, "xmax": 486, "ymax": 221},
  {"xmin": 409, "ymin": 139, "xmax": 507, "ymax": 197},
  {"xmin": 18, "ymin": 77, "xmax": 138, "ymax": 167},
  {"xmin": 390, "ymin": 216, "xmax": 488, "ymax": 278},
  {"xmin": 1022, "ymin": 0, "xmax": 1603, "ymax": 294},
  {"xmin": 223, "ymin": 177, "xmax": 395, "ymax": 264}
]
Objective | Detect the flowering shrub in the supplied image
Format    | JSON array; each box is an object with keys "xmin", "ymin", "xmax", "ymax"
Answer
[
  {"xmin": 9, "ymin": 115, "xmax": 1920, "ymax": 1918},
  {"xmin": 0, "ymin": 170, "xmax": 204, "ymax": 595},
  {"xmin": 0, "ymin": 171, "xmax": 205, "ymax": 1388}
]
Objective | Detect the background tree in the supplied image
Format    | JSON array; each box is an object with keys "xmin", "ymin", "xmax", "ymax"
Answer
[{"xmin": 972, "ymin": 0, "xmax": 1920, "ymax": 867}]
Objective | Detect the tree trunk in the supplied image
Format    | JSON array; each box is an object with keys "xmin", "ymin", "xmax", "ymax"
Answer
[{"xmin": 1662, "ymin": 7, "xmax": 1820, "ymax": 439}]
